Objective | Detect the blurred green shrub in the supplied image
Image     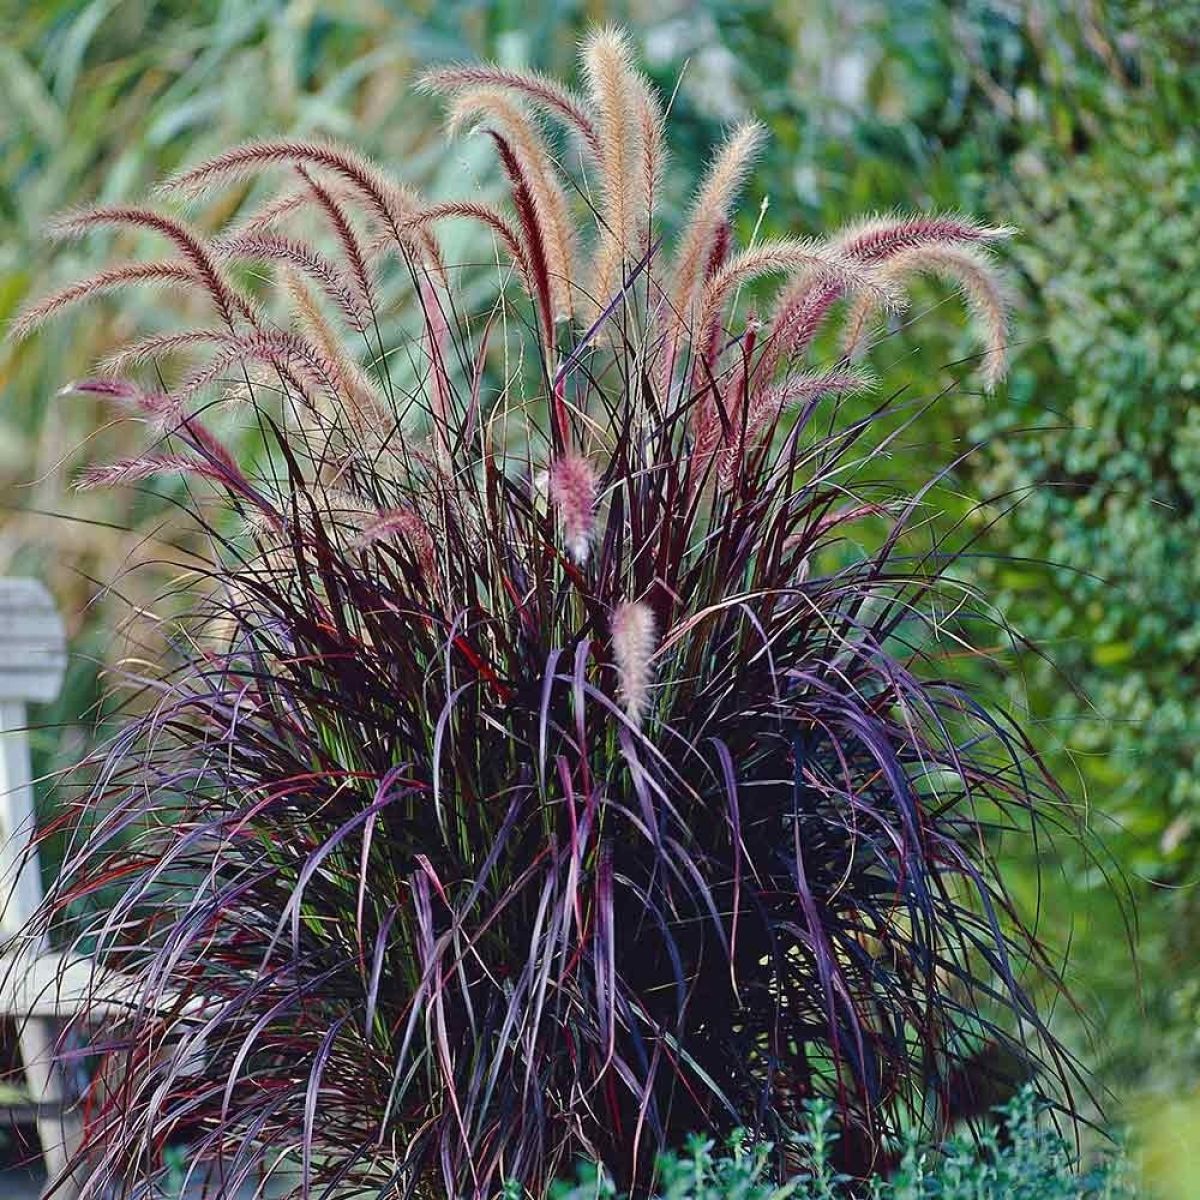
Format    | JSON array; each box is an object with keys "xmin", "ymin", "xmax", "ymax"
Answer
[
  {"xmin": 716, "ymin": 0, "xmax": 1200, "ymax": 1092},
  {"xmin": 947, "ymin": 7, "xmax": 1200, "ymax": 1088},
  {"xmin": 977, "ymin": 135, "xmax": 1200, "ymax": 1025}
]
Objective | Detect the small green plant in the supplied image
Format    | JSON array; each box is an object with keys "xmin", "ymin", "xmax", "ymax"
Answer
[{"xmin": 550, "ymin": 1090, "xmax": 1135, "ymax": 1200}]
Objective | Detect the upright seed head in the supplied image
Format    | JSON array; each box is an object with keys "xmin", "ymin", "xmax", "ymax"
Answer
[
  {"xmin": 611, "ymin": 601, "xmax": 657, "ymax": 727},
  {"xmin": 548, "ymin": 453, "xmax": 598, "ymax": 564}
]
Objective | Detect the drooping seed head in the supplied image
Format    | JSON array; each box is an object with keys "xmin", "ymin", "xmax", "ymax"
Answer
[{"xmin": 351, "ymin": 506, "xmax": 438, "ymax": 580}]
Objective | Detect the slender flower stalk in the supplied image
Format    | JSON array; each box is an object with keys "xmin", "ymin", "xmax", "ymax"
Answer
[{"xmin": 445, "ymin": 87, "xmax": 576, "ymax": 320}]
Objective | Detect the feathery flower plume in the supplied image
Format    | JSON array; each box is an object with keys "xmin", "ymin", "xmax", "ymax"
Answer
[
  {"xmin": 74, "ymin": 453, "xmax": 226, "ymax": 490},
  {"xmin": 46, "ymin": 205, "xmax": 253, "ymax": 328},
  {"xmin": 351, "ymin": 506, "xmax": 438, "ymax": 580},
  {"xmin": 10, "ymin": 261, "xmax": 201, "ymax": 340},
  {"xmin": 486, "ymin": 130, "xmax": 557, "ymax": 349},
  {"xmin": 417, "ymin": 62, "xmax": 603, "ymax": 164},
  {"xmin": 670, "ymin": 121, "xmax": 766, "ymax": 332},
  {"xmin": 843, "ymin": 243, "xmax": 1012, "ymax": 389},
  {"xmin": 703, "ymin": 219, "xmax": 733, "ymax": 285},
  {"xmin": 630, "ymin": 74, "xmax": 666, "ymax": 245},
  {"xmin": 751, "ymin": 367, "xmax": 874, "ymax": 427},
  {"xmin": 220, "ymin": 231, "xmax": 368, "ymax": 332},
  {"xmin": 60, "ymin": 377, "xmax": 241, "ymax": 474},
  {"xmin": 403, "ymin": 202, "xmax": 529, "ymax": 283},
  {"xmin": 280, "ymin": 268, "xmax": 388, "ymax": 436},
  {"xmin": 296, "ymin": 167, "xmax": 377, "ymax": 317},
  {"xmin": 161, "ymin": 139, "xmax": 396, "ymax": 214},
  {"xmin": 699, "ymin": 239, "xmax": 875, "ymax": 336},
  {"xmin": 611, "ymin": 600, "xmax": 657, "ymax": 726},
  {"xmin": 657, "ymin": 119, "xmax": 762, "ymax": 396},
  {"xmin": 754, "ymin": 272, "xmax": 847, "ymax": 391},
  {"xmin": 214, "ymin": 186, "xmax": 315, "ymax": 242},
  {"xmin": 446, "ymin": 88, "xmax": 575, "ymax": 320},
  {"xmin": 719, "ymin": 365, "xmax": 872, "ymax": 489},
  {"xmin": 61, "ymin": 378, "xmax": 279, "ymax": 523},
  {"xmin": 837, "ymin": 212, "xmax": 1016, "ymax": 261},
  {"xmin": 548, "ymin": 453, "xmax": 599, "ymax": 563},
  {"xmin": 692, "ymin": 239, "xmax": 875, "ymax": 389},
  {"xmin": 161, "ymin": 139, "xmax": 438, "ymax": 274},
  {"xmin": 169, "ymin": 328, "xmax": 343, "ymax": 404},
  {"xmin": 99, "ymin": 328, "xmax": 229, "ymax": 375},
  {"xmin": 689, "ymin": 221, "xmax": 734, "ymax": 365},
  {"xmin": 748, "ymin": 214, "xmax": 1011, "ymax": 397},
  {"xmin": 581, "ymin": 27, "xmax": 644, "ymax": 317}
]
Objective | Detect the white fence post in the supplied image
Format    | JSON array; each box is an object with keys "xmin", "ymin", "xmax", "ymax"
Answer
[{"xmin": 0, "ymin": 579, "xmax": 81, "ymax": 1195}]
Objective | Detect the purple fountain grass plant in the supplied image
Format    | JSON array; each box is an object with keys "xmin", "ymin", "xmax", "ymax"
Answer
[{"xmin": 15, "ymin": 25, "xmax": 1087, "ymax": 1200}]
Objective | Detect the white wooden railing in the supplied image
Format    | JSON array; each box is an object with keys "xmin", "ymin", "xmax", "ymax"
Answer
[{"xmin": 0, "ymin": 579, "xmax": 81, "ymax": 1196}]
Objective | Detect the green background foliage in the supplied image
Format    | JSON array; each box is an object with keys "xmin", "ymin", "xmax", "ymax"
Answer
[
  {"xmin": 2, "ymin": 0, "xmax": 1198, "ymax": 1191},
  {"xmin": 759, "ymin": 2, "xmax": 1200, "ymax": 1102}
]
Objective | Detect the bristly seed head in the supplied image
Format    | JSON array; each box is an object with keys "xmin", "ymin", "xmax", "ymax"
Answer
[
  {"xmin": 611, "ymin": 600, "xmax": 657, "ymax": 726},
  {"xmin": 548, "ymin": 453, "xmax": 598, "ymax": 563},
  {"xmin": 352, "ymin": 506, "xmax": 438, "ymax": 580}
]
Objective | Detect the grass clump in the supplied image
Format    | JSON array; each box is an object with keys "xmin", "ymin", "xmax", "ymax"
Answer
[{"xmin": 17, "ymin": 23, "xmax": 1091, "ymax": 1200}]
